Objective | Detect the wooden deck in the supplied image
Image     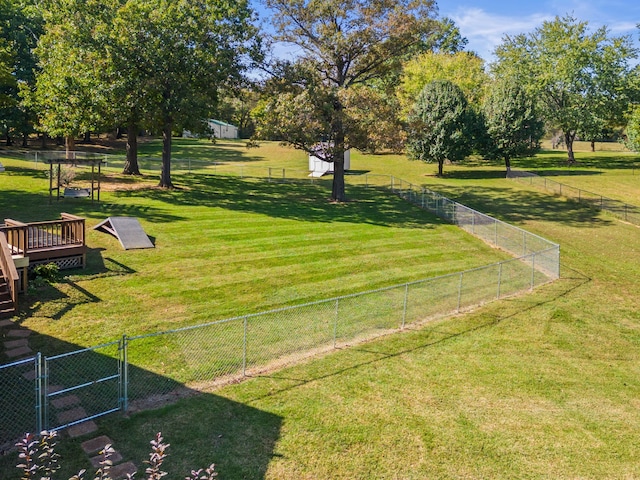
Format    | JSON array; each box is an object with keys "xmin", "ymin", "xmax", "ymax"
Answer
[
  {"xmin": 1, "ymin": 213, "xmax": 87, "ymax": 268},
  {"xmin": 0, "ymin": 214, "xmax": 87, "ymax": 314}
]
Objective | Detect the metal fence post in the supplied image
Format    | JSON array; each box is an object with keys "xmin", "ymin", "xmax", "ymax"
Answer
[
  {"xmin": 402, "ymin": 283, "xmax": 409, "ymax": 329},
  {"xmin": 333, "ymin": 299, "xmax": 339, "ymax": 348},
  {"xmin": 120, "ymin": 335, "xmax": 128, "ymax": 412},
  {"xmin": 35, "ymin": 353, "xmax": 43, "ymax": 433},
  {"xmin": 42, "ymin": 356, "xmax": 49, "ymax": 431},
  {"xmin": 497, "ymin": 263, "xmax": 503, "ymax": 299},
  {"xmin": 457, "ymin": 272, "xmax": 464, "ymax": 313},
  {"xmin": 242, "ymin": 316, "xmax": 248, "ymax": 376},
  {"xmin": 531, "ymin": 253, "xmax": 536, "ymax": 290}
]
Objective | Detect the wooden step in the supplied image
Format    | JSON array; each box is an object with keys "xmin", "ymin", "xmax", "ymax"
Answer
[{"xmin": 0, "ymin": 284, "xmax": 16, "ymax": 318}]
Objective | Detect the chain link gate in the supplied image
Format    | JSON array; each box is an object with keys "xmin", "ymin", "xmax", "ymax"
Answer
[{"xmin": 43, "ymin": 339, "xmax": 124, "ymax": 431}]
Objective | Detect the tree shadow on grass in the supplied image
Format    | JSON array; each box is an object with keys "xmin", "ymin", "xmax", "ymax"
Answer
[
  {"xmin": 425, "ymin": 184, "xmax": 612, "ymax": 228},
  {"xmin": 514, "ymin": 151, "xmax": 640, "ymax": 171},
  {"xmin": 0, "ymin": 326, "xmax": 281, "ymax": 480},
  {"xmin": 12, "ymin": 248, "xmax": 135, "ymax": 327},
  {"xmin": 138, "ymin": 139, "xmax": 264, "ymax": 164},
  {"xmin": 116, "ymin": 174, "xmax": 445, "ymax": 229},
  {"xmin": 128, "ymin": 173, "xmax": 611, "ymax": 229}
]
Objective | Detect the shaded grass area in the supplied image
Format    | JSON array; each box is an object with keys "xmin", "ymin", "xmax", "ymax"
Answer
[{"xmin": 2, "ymin": 141, "xmax": 640, "ymax": 478}]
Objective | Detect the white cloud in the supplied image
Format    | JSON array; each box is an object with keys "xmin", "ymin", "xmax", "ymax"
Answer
[
  {"xmin": 448, "ymin": 8, "xmax": 554, "ymax": 63},
  {"xmin": 448, "ymin": 5, "xmax": 639, "ymax": 64}
]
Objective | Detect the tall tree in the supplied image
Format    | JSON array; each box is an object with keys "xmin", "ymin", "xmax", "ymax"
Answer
[
  {"xmin": 29, "ymin": 0, "xmax": 110, "ymax": 155},
  {"xmin": 260, "ymin": 0, "xmax": 439, "ymax": 202},
  {"xmin": 114, "ymin": 0, "xmax": 256, "ymax": 187},
  {"xmin": 31, "ymin": 0, "xmax": 256, "ymax": 182},
  {"xmin": 0, "ymin": 0, "xmax": 43, "ymax": 146},
  {"xmin": 482, "ymin": 78, "xmax": 544, "ymax": 171},
  {"xmin": 407, "ymin": 80, "xmax": 473, "ymax": 176},
  {"xmin": 492, "ymin": 15, "xmax": 638, "ymax": 164}
]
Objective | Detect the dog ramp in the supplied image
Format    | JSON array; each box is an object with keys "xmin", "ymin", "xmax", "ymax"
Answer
[{"xmin": 94, "ymin": 217, "xmax": 154, "ymax": 250}]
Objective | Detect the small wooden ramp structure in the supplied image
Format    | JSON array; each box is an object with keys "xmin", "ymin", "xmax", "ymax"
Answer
[{"xmin": 94, "ymin": 217, "xmax": 154, "ymax": 250}]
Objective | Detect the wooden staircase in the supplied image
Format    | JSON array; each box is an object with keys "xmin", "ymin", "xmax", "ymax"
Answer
[
  {"xmin": 0, "ymin": 231, "xmax": 18, "ymax": 318},
  {"xmin": 0, "ymin": 271, "xmax": 16, "ymax": 318}
]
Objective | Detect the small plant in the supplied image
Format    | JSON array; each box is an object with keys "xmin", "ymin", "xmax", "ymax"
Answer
[
  {"xmin": 29, "ymin": 263, "xmax": 61, "ymax": 288},
  {"xmin": 15, "ymin": 431, "xmax": 218, "ymax": 480}
]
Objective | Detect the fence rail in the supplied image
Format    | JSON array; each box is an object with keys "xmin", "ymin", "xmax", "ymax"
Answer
[
  {"xmin": 1, "ymin": 166, "xmax": 560, "ymax": 450},
  {"xmin": 508, "ymin": 169, "xmax": 640, "ymax": 226}
]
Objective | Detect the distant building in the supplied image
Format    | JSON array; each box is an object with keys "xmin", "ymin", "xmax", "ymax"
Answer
[
  {"xmin": 208, "ymin": 120, "xmax": 238, "ymax": 139},
  {"xmin": 183, "ymin": 120, "xmax": 239, "ymax": 139}
]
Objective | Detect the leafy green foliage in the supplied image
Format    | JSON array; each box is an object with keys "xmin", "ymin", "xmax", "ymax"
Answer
[
  {"xmin": 407, "ymin": 80, "xmax": 473, "ymax": 175},
  {"xmin": 492, "ymin": 15, "xmax": 638, "ymax": 163},
  {"xmin": 625, "ymin": 107, "xmax": 640, "ymax": 154},
  {"xmin": 482, "ymin": 79, "xmax": 544, "ymax": 169},
  {"xmin": 29, "ymin": 263, "xmax": 61, "ymax": 290},
  {"xmin": 0, "ymin": 0, "xmax": 43, "ymax": 145},
  {"xmin": 399, "ymin": 51, "xmax": 487, "ymax": 114}
]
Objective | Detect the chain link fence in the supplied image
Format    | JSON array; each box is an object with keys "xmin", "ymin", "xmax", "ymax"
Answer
[
  {"xmin": 508, "ymin": 169, "xmax": 640, "ymax": 226},
  {"xmin": 43, "ymin": 341, "xmax": 123, "ymax": 432},
  {"xmin": 1, "ymin": 163, "xmax": 560, "ymax": 448},
  {"xmin": 0, "ymin": 356, "xmax": 39, "ymax": 453},
  {"xmin": 125, "ymin": 250, "xmax": 552, "ymax": 404}
]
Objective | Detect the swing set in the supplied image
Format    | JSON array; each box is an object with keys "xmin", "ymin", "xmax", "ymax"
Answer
[{"xmin": 43, "ymin": 152, "xmax": 106, "ymax": 204}]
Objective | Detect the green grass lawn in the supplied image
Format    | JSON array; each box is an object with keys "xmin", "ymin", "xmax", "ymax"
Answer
[{"xmin": 2, "ymin": 140, "xmax": 640, "ymax": 478}]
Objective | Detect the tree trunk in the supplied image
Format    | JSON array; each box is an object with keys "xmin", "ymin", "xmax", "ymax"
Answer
[
  {"xmin": 83, "ymin": 131, "xmax": 91, "ymax": 143},
  {"xmin": 159, "ymin": 120, "xmax": 173, "ymax": 188},
  {"xmin": 565, "ymin": 132, "xmax": 576, "ymax": 164},
  {"xmin": 123, "ymin": 123, "xmax": 141, "ymax": 175},
  {"xmin": 65, "ymin": 136, "xmax": 76, "ymax": 160},
  {"xmin": 591, "ymin": 140, "xmax": 595, "ymax": 152},
  {"xmin": 438, "ymin": 159, "xmax": 444, "ymax": 176},
  {"xmin": 22, "ymin": 133, "xmax": 28, "ymax": 147},
  {"xmin": 330, "ymin": 99, "xmax": 347, "ymax": 202},
  {"xmin": 505, "ymin": 157, "xmax": 511, "ymax": 173},
  {"xmin": 331, "ymin": 156, "xmax": 346, "ymax": 202}
]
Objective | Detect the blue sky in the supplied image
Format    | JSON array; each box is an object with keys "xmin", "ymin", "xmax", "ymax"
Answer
[{"xmin": 251, "ymin": 0, "xmax": 640, "ymax": 65}]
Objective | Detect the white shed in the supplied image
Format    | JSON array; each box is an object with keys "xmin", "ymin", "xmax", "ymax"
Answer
[
  {"xmin": 208, "ymin": 120, "xmax": 238, "ymax": 139},
  {"xmin": 308, "ymin": 144, "xmax": 350, "ymax": 177}
]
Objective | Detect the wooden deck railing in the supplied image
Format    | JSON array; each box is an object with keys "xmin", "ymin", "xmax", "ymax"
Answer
[
  {"xmin": 0, "ymin": 232, "xmax": 19, "ymax": 311},
  {"xmin": 0, "ymin": 213, "xmax": 86, "ymax": 266}
]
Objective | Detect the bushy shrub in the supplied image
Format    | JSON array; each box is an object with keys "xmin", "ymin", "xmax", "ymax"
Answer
[
  {"xmin": 16, "ymin": 431, "xmax": 217, "ymax": 480},
  {"xmin": 29, "ymin": 263, "xmax": 60, "ymax": 290}
]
